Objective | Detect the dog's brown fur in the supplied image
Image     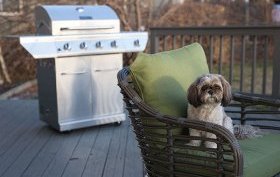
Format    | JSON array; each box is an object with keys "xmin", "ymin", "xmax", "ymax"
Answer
[{"xmin": 187, "ymin": 74, "xmax": 233, "ymax": 148}]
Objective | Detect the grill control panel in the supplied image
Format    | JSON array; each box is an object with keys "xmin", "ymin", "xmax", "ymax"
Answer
[
  {"xmin": 58, "ymin": 38, "xmax": 142, "ymax": 53},
  {"xmin": 20, "ymin": 32, "xmax": 148, "ymax": 59}
]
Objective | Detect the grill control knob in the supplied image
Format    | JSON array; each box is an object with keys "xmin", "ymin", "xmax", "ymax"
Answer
[
  {"xmin": 96, "ymin": 41, "xmax": 102, "ymax": 48},
  {"xmin": 63, "ymin": 43, "xmax": 71, "ymax": 51},
  {"xmin": 134, "ymin": 39, "xmax": 140, "ymax": 47},
  {"xmin": 80, "ymin": 42, "xmax": 87, "ymax": 49},
  {"xmin": 76, "ymin": 7, "xmax": 84, "ymax": 13},
  {"xmin": 111, "ymin": 40, "xmax": 117, "ymax": 48}
]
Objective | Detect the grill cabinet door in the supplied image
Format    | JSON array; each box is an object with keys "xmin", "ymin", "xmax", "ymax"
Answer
[
  {"xmin": 56, "ymin": 57, "xmax": 92, "ymax": 122},
  {"xmin": 91, "ymin": 54, "xmax": 123, "ymax": 117}
]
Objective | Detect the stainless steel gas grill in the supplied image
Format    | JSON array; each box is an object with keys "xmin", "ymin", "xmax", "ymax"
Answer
[{"xmin": 19, "ymin": 5, "xmax": 148, "ymax": 131}]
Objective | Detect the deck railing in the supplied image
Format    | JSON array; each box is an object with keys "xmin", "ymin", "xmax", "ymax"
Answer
[{"xmin": 150, "ymin": 26, "xmax": 280, "ymax": 98}]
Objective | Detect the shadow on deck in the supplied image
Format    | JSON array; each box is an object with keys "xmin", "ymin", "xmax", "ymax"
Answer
[{"xmin": 0, "ymin": 100, "xmax": 144, "ymax": 177}]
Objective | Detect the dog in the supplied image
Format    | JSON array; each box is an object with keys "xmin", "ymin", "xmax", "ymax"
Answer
[{"xmin": 187, "ymin": 74, "xmax": 234, "ymax": 149}]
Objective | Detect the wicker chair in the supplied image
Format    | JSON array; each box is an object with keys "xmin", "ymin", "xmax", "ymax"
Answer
[
  {"xmin": 118, "ymin": 41, "xmax": 280, "ymax": 176},
  {"xmin": 118, "ymin": 67, "xmax": 243, "ymax": 177},
  {"xmin": 118, "ymin": 66, "xmax": 280, "ymax": 177}
]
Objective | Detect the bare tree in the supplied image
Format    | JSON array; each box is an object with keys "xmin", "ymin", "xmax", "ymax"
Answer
[
  {"xmin": 0, "ymin": 46, "xmax": 11, "ymax": 84},
  {"xmin": 135, "ymin": 0, "xmax": 142, "ymax": 30}
]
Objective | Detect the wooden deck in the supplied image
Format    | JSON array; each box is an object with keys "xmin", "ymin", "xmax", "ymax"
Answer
[
  {"xmin": 0, "ymin": 100, "xmax": 144, "ymax": 177},
  {"xmin": 0, "ymin": 100, "xmax": 279, "ymax": 177}
]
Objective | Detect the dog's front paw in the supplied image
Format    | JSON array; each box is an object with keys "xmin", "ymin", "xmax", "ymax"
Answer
[
  {"xmin": 186, "ymin": 140, "xmax": 201, "ymax": 147},
  {"xmin": 205, "ymin": 141, "xmax": 217, "ymax": 149}
]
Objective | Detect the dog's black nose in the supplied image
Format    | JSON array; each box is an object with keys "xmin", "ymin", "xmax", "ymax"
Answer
[{"xmin": 208, "ymin": 90, "xmax": 214, "ymax": 95}]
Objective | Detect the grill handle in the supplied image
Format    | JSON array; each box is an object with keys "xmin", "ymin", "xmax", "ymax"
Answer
[
  {"xmin": 94, "ymin": 68, "xmax": 119, "ymax": 72},
  {"xmin": 60, "ymin": 26, "xmax": 114, "ymax": 31},
  {"xmin": 61, "ymin": 71, "xmax": 88, "ymax": 75},
  {"xmin": 60, "ymin": 68, "xmax": 119, "ymax": 75}
]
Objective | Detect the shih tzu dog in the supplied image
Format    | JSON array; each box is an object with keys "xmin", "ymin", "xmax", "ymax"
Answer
[{"xmin": 187, "ymin": 74, "xmax": 234, "ymax": 149}]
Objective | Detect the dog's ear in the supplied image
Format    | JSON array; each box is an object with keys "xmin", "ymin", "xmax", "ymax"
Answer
[
  {"xmin": 187, "ymin": 82, "xmax": 202, "ymax": 108},
  {"xmin": 218, "ymin": 75, "xmax": 232, "ymax": 106}
]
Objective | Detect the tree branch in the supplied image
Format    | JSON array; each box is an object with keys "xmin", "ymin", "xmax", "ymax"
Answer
[
  {"xmin": 106, "ymin": 2, "xmax": 132, "ymax": 31},
  {"xmin": 0, "ymin": 46, "xmax": 11, "ymax": 83},
  {"xmin": 135, "ymin": 0, "xmax": 142, "ymax": 30}
]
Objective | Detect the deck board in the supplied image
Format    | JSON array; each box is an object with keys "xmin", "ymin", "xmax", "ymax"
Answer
[
  {"xmin": 21, "ymin": 131, "xmax": 66, "ymax": 177},
  {"xmin": 0, "ymin": 124, "xmax": 43, "ymax": 176},
  {"xmin": 0, "ymin": 101, "xmax": 32, "ymax": 140},
  {"xmin": 102, "ymin": 120, "xmax": 130, "ymax": 177},
  {"xmin": 82, "ymin": 126, "xmax": 115, "ymax": 177},
  {"xmin": 0, "ymin": 100, "xmax": 144, "ymax": 177},
  {"xmin": 2, "ymin": 127, "xmax": 52, "ymax": 177},
  {"xmin": 61, "ymin": 128, "xmax": 100, "ymax": 177},
  {"xmin": 123, "ymin": 130, "xmax": 144, "ymax": 177},
  {"xmin": 41, "ymin": 131, "xmax": 83, "ymax": 177},
  {"xmin": 0, "ymin": 108, "xmax": 39, "ymax": 157}
]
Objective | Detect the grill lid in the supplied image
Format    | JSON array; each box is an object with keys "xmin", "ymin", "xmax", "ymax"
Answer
[{"xmin": 36, "ymin": 5, "xmax": 120, "ymax": 35}]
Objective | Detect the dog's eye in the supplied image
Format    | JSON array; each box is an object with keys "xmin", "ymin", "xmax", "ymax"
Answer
[
  {"xmin": 213, "ymin": 85, "xmax": 221, "ymax": 90},
  {"xmin": 201, "ymin": 86, "xmax": 208, "ymax": 91}
]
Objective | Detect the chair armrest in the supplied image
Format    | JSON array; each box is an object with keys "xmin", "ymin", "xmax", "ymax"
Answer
[
  {"xmin": 230, "ymin": 92, "xmax": 280, "ymax": 130},
  {"xmin": 233, "ymin": 92, "xmax": 280, "ymax": 107}
]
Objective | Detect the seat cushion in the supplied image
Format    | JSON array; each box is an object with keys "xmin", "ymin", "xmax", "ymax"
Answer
[
  {"xmin": 240, "ymin": 133, "xmax": 280, "ymax": 177},
  {"xmin": 171, "ymin": 134, "xmax": 280, "ymax": 177},
  {"xmin": 130, "ymin": 43, "xmax": 209, "ymax": 117}
]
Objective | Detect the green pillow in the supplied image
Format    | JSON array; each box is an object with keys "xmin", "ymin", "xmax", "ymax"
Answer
[{"xmin": 130, "ymin": 43, "xmax": 209, "ymax": 117}]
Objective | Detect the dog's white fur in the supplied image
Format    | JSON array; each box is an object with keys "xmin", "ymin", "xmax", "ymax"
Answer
[{"xmin": 187, "ymin": 74, "xmax": 234, "ymax": 148}]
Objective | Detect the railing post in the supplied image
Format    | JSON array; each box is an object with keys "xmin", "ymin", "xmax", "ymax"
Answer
[
  {"xmin": 272, "ymin": 35, "xmax": 280, "ymax": 98},
  {"xmin": 150, "ymin": 29, "xmax": 159, "ymax": 54}
]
